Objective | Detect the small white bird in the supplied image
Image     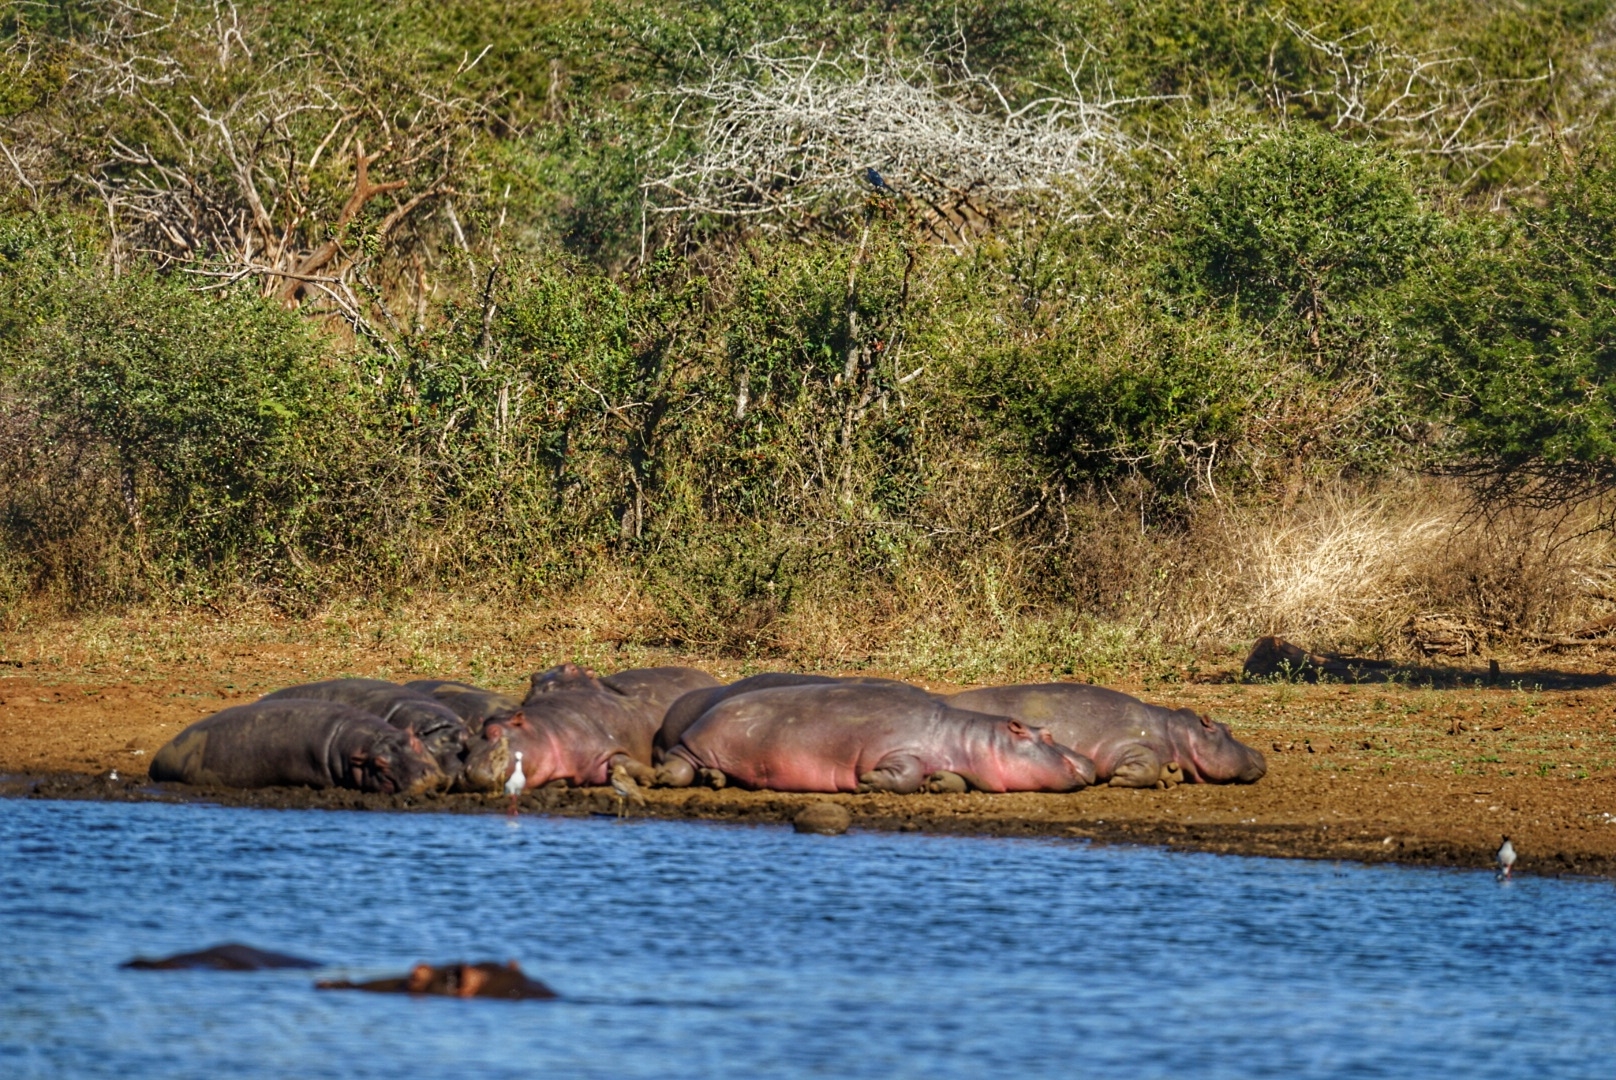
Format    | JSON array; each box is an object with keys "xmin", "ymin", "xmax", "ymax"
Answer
[
  {"xmin": 1497, "ymin": 835, "xmax": 1517, "ymax": 879},
  {"xmin": 610, "ymin": 764, "xmax": 645, "ymax": 819},
  {"xmin": 505, "ymin": 751, "xmax": 525, "ymax": 815}
]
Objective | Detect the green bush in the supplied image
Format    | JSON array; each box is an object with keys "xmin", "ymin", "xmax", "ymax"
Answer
[
  {"xmin": 1174, "ymin": 128, "xmax": 1430, "ymax": 353},
  {"xmin": 1406, "ymin": 133, "xmax": 1616, "ymax": 479},
  {"xmin": 0, "ymin": 226, "xmax": 340, "ymax": 596}
]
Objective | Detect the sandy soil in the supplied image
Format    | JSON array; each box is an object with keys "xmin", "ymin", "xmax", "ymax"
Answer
[{"xmin": 3, "ymin": 612, "xmax": 1614, "ymax": 876}]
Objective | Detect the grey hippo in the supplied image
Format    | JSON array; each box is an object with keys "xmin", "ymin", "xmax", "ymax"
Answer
[
  {"xmin": 149, "ymin": 700, "xmax": 446, "ymax": 795},
  {"xmin": 260, "ymin": 678, "xmax": 471, "ymax": 779},
  {"xmin": 946, "ymin": 683, "xmax": 1266, "ymax": 788}
]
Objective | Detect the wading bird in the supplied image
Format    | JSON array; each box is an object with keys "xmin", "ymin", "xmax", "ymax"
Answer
[
  {"xmin": 1497, "ymin": 835, "xmax": 1517, "ymax": 879},
  {"xmin": 610, "ymin": 763, "xmax": 645, "ymax": 819},
  {"xmin": 505, "ymin": 751, "xmax": 525, "ymax": 815}
]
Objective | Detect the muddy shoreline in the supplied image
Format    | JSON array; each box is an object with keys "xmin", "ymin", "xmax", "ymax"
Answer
[
  {"xmin": 9, "ymin": 768, "xmax": 1613, "ymax": 878},
  {"xmin": 5, "ymin": 611, "xmax": 1616, "ymax": 880}
]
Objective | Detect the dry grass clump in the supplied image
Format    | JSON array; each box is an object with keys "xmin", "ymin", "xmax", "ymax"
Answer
[{"xmin": 1174, "ymin": 482, "xmax": 1616, "ymax": 658}]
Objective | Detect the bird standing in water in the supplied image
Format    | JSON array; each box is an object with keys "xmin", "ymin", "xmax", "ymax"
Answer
[
  {"xmin": 505, "ymin": 751, "xmax": 525, "ymax": 815},
  {"xmin": 1497, "ymin": 835, "xmax": 1517, "ymax": 879},
  {"xmin": 610, "ymin": 763, "xmax": 645, "ymax": 819}
]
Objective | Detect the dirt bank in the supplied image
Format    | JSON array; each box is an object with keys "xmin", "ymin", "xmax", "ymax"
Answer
[{"xmin": 3, "ymin": 612, "xmax": 1614, "ymax": 877}]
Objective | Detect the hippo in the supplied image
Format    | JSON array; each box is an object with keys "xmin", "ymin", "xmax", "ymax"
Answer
[
  {"xmin": 524, "ymin": 663, "xmax": 721, "ymax": 747},
  {"xmin": 661, "ymin": 682, "xmax": 1096, "ymax": 794},
  {"xmin": 317, "ymin": 960, "xmax": 556, "ymax": 1000},
  {"xmin": 523, "ymin": 661, "xmax": 605, "ymax": 698},
  {"xmin": 149, "ymin": 700, "xmax": 445, "ymax": 795},
  {"xmin": 123, "ymin": 944, "xmax": 320, "ymax": 971},
  {"xmin": 458, "ymin": 663, "xmax": 723, "ymax": 793},
  {"xmin": 655, "ymin": 673, "xmax": 913, "ymax": 762},
  {"xmin": 261, "ymin": 679, "xmax": 470, "ymax": 776},
  {"xmin": 460, "ymin": 691, "xmax": 657, "ymax": 793},
  {"xmin": 945, "ymin": 683, "xmax": 1267, "ymax": 788},
  {"xmin": 403, "ymin": 679, "xmax": 522, "ymax": 727}
]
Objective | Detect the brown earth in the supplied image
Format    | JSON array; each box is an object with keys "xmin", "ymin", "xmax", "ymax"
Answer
[{"xmin": 3, "ymin": 608, "xmax": 1615, "ymax": 877}]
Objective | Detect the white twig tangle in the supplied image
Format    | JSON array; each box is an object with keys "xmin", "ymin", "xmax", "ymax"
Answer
[
  {"xmin": 1278, "ymin": 18, "xmax": 1555, "ymax": 184},
  {"xmin": 645, "ymin": 37, "xmax": 1145, "ymax": 226}
]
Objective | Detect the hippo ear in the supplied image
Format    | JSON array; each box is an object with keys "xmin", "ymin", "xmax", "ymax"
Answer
[
  {"xmin": 1038, "ymin": 728, "xmax": 1055, "ymax": 744},
  {"xmin": 1200, "ymin": 713, "xmax": 1216, "ymax": 729},
  {"xmin": 1007, "ymin": 720, "xmax": 1032, "ymax": 739},
  {"xmin": 406, "ymin": 732, "xmax": 426, "ymax": 754}
]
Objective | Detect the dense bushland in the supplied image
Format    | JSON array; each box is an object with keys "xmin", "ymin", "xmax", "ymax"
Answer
[{"xmin": 5, "ymin": 0, "xmax": 1616, "ymax": 669}]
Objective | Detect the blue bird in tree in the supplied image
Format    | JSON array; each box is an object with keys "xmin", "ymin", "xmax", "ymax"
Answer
[{"xmin": 865, "ymin": 167, "xmax": 891, "ymax": 192}]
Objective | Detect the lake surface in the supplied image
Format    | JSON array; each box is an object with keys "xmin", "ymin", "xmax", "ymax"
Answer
[{"xmin": 1, "ymin": 800, "xmax": 1611, "ymax": 1079}]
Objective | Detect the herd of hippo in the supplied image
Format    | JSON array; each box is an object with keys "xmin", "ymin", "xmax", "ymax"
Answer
[{"xmin": 149, "ymin": 665, "xmax": 1267, "ymax": 799}]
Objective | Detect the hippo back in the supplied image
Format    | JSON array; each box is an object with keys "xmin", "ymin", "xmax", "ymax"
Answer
[
  {"xmin": 402, "ymin": 679, "xmax": 522, "ymax": 726},
  {"xmin": 600, "ymin": 666, "xmax": 722, "ymax": 719},
  {"xmin": 655, "ymin": 673, "xmax": 916, "ymax": 757}
]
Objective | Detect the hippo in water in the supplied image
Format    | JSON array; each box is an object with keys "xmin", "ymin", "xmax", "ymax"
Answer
[
  {"xmin": 403, "ymin": 679, "xmax": 522, "ymax": 727},
  {"xmin": 149, "ymin": 700, "xmax": 445, "ymax": 795},
  {"xmin": 661, "ymin": 682, "xmax": 1096, "ymax": 794},
  {"xmin": 261, "ymin": 679, "xmax": 470, "ymax": 777},
  {"xmin": 946, "ymin": 683, "xmax": 1266, "ymax": 787},
  {"xmin": 318, "ymin": 960, "xmax": 556, "ymax": 1000}
]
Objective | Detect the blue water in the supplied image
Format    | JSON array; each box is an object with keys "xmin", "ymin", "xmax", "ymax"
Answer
[{"xmin": 0, "ymin": 801, "xmax": 1611, "ymax": 1079}]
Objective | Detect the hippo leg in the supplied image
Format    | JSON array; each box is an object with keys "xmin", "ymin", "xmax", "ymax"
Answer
[
  {"xmin": 654, "ymin": 756, "xmax": 696, "ymax": 788},
  {"xmin": 1107, "ymin": 746, "xmax": 1164, "ymax": 789},
  {"xmin": 697, "ymin": 768, "xmax": 727, "ymax": 790},
  {"xmin": 925, "ymin": 771, "xmax": 969, "ymax": 794},
  {"xmin": 856, "ymin": 753, "xmax": 925, "ymax": 794},
  {"xmin": 1158, "ymin": 762, "xmax": 1184, "ymax": 789}
]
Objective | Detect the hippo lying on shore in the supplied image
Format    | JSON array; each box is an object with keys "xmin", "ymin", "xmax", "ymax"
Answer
[
  {"xmin": 946, "ymin": 684, "xmax": 1266, "ymax": 788},
  {"xmin": 458, "ymin": 664, "xmax": 723, "ymax": 793},
  {"xmin": 660, "ymin": 682, "xmax": 1096, "ymax": 793},
  {"xmin": 403, "ymin": 679, "xmax": 522, "ymax": 726},
  {"xmin": 524, "ymin": 664, "xmax": 721, "ymax": 746},
  {"xmin": 150, "ymin": 701, "xmax": 446, "ymax": 795},
  {"xmin": 654, "ymin": 673, "xmax": 914, "ymax": 763},
  {"xmin": 261, "ymin": 679, "xmax": 470, "ymax": 777}
]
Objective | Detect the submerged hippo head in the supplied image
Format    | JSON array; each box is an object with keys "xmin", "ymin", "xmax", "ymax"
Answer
[
  {"xmin": 524, "ymin": 662, "xmax": 605, "ymax": 704},
  {"xmin": 1168, "ymin": 710, "xmax": 1266, "ymax": 783},
  {"xmin": 351, "ymin": 728, "xmax": 446, "ymax": 796},
  {"xmin": 970, "ymin": 718, "xmax": 1096, "ymax": 793}
]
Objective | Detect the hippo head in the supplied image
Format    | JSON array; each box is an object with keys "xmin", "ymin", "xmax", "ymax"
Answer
[
  {"xmin": 461, "ymin": 712, "xmax": 564, "ymax": 792},
  {"xmin": 350, "ymin": 729, "xmax": 446, "ymax": 796},
  {"xmin": 975, "ymin": 719, "xmax": 1096, "ymax": 793},
  {"xmin": 460, "ymin": 724, "xmax": 516, "ymax": 793},
  {"xmin": 523, "ymin": 663, "xmax": 604, "ymax": 705},
  {"xmin": 389, "ymin": 701, "xmax": 470, "ymax": 771},
  {"xmin": 1169, "ymin": 710, "xmax": 1267, "ymax": 784}
]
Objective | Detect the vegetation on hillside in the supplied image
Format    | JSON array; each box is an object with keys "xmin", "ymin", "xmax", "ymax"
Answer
[{"xmin": 5, "ymin": 1, "xmax": 1616, "ymax": 671}]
